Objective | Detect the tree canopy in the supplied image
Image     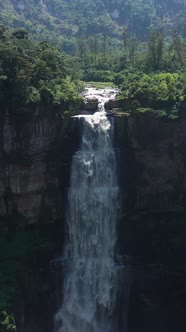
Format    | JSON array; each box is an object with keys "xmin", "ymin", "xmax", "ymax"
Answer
[{"xmin": 0, "ymin": 27, "xmax": 82, "ymax": 114}]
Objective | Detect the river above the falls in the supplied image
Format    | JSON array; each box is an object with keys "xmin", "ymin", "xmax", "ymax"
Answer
[{"xmin": 77, "ymin": 86, "xmax": 120, "ymax": 114}]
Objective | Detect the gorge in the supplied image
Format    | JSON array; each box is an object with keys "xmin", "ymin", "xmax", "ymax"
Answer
[{"xmin": 0, "ymin": 88, "xmax": 186, "ymax": 332}]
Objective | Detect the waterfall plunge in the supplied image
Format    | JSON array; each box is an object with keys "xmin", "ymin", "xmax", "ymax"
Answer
[{"xmin": 55, "ymin": 88, "xmax": 119, "ymax": 332}]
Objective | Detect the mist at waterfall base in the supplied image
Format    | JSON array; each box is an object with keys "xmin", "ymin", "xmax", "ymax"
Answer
[{"xmin": 54, "ymin": 88, "xmax": 127, "ymax": 332}]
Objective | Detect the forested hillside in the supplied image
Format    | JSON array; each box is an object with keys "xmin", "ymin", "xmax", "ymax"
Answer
[
  {"xmin": 0, "ymin": 0, "xmax": 186, "ymax": 52},
  {"xmin": 1, "ymin": 1, "xmax": 186, "ymax": 118}
]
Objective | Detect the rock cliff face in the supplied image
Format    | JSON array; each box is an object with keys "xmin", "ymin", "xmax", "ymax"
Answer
[
  {"xmin": 115, "ymin": 113, "xmax": 186, "ymax": 212},
  {"xmin": 0, "ymin": 112, "xmax": 82, "ymax": 225},
  {"xmin": 0, "ymin": 111, "xmax": 82, "ymax": 332},
  {"xmin": 1, "ymin": 111, "xmax": 186, "ymax": 331},
  {"xmin": 114, "ymin": 113, "xmax": 186, "ymax": 332},
  {"xmin": 0, "ymin": 113, "xmax": 55, "ymax": 222}
]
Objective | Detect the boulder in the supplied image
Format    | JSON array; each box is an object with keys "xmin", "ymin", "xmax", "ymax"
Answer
[
  {"xmin": 80, "ymin": 97, "xmax": 99, "ymax": 113},
  {"xmin": 104, "ymin": 99, "xmax": 121, "ymax": 110}
]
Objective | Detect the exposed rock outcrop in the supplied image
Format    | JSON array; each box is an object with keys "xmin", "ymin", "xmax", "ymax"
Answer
[
  {"xmin": 105, "ymin": 98, "xmax": 122, "ymax": 110},
  {"xmin": 79, "ymin": 97, "xmax": 98, "ymax": 113}
]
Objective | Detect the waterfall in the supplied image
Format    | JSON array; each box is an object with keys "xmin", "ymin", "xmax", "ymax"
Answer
[{"xmin": 55, "ymin": 88, "xmax": 119, "ymax": 332}]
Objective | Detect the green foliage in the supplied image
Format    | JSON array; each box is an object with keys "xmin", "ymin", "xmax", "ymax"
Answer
[
  {"xmin": 0, "ymin": 311, "xmax": 16, "ymax": 331},
  {"xmin": 84, "ymin": 69, "xmax": 114, "ymax": 82},
  {"xmin": 147, "ymin": 30, "xmax": 164, "ymax": 70},
  {"xmin": 0, "ymin": 0, "xmax": 186, "ymax": 47},
  {"xmin": 129, "ymin": 73, "xmax": 182, "ymax": 101},
  {"xmin": 0, "ymin": 8, "xmax": 186, "ymax": 119},
  {"xmin": 118, "ymin": 71, "xmax": 186, "ymax": 118},
  {"xmin": 0, "ymin": 28, "xmax": 82, "ymax": 114},
  {"xmin": 85, "ymin": 81, "xmax": 116, "ymax": 89}
]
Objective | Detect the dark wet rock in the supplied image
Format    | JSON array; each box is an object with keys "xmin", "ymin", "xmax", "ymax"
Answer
[
  {"xmin": 105, "ymin": 98, "xmax": 122, "ymax": 110},
  {"xmin": 80, "ymin": 97, "xmax": 98, "ymax": 112}
]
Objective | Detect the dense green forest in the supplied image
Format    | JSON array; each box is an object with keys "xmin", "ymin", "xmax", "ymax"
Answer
[
  {"xmin": 1, "ymin": 0, "xmax": 186, "ymax": 50},
  {"xmin": 0, "ymin": 1, "xmax": 186, "ymax": 118},
  {"xmin": 1, "ymin": 23, "xmax": 186, "ymax": 118},
  {"xmin": 0, "ymin": 26, "xmax": 82, "ymax": 114}
]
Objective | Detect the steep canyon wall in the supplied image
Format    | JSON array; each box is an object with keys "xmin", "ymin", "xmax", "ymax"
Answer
[
  {"xmin": 0, "ymin": 111, "xmax": 186, "ymax": 332},
  {"xmin": 115, "ymin": 113, "xmax": 186, "ymax": 332}
]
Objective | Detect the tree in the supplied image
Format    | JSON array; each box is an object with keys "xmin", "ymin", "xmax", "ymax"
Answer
[
  {"xmin": 77, "ymin": 36, "xmax": 87, "ymax": 60},
  {"xmin": 170, "ymin": 29, "xmax": 184, "ymax": 67},
  {"xmin": 12, "ymin": 28, "xmax": 28, "ymax": 40},
  {"xmin": 102, "ymin": 33, "xmax": 108, "ymax": 62},
  {"xmin": 122, "ymin": 26, "xmax": 128, "ymax": 50},
  {"xmin": 0, "ymin": 28, "xmax": 81, "ymax": 112},
  {"xmin": 147, "ymin": 30, "xmax": 164, "ymax": 70}
]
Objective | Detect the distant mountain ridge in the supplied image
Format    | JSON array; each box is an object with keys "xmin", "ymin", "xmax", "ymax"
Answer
[{"xmin": 0, "ymin": 0, "xmax": 185, "ymax": 47}]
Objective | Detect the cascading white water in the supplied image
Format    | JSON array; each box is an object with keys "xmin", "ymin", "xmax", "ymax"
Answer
[{"xmin": 55, "ymin": 88, "xmax": 119, "ymax": 332}]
